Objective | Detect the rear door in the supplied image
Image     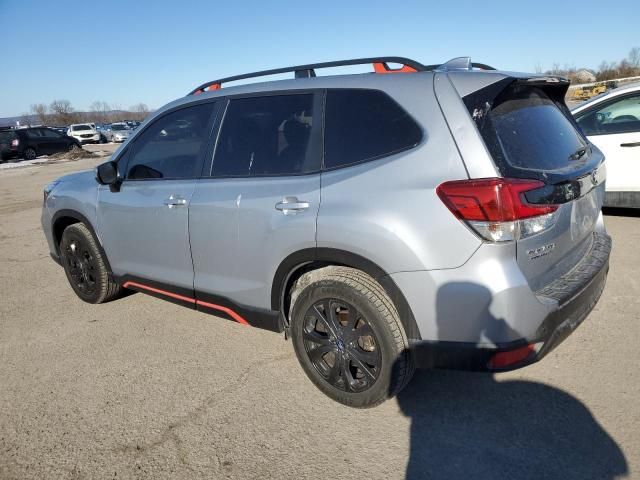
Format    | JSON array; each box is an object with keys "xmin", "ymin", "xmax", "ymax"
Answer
[
  {"xmin": 189, "ymin": 92, "xmax": 322, "ymax": 313},
  {"xmin": 575, "ymin": 91, "xmax": 640, "ymax": 195},
  {"xmin": 97, "ymin": 101, "xmax": 217, "ymax": 289},
  {"xmin": 464, "ymin": 79, "xmax": 606, "ymax": 290}
]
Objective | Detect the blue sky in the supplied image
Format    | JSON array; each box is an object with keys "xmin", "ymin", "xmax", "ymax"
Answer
[{"xmin": 0, "ymin": 0, "xmax": 638, "ymax": 117}]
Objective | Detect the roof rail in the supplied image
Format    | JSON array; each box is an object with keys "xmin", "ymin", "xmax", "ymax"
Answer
[
  {"xmin": 188, "ymin": 56, "xmax": 497, "ymax": 95},
  {"xmin": 188, "ymin": 56, "xmax": 427, "ymax": 95}
]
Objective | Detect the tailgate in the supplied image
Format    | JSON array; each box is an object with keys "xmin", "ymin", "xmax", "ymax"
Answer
[{"xmin": 462, "ymin": 76, "xmax": 606, "ymax": 290}]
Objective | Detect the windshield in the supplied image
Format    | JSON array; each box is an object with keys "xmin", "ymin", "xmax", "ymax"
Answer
[
  {"xmin": 73, "ymin": 125, "xmax": 92, "ymax": 131},
  {"xmin": 111, "ymin": 124, "xmax": 128, "ymax": 131}
]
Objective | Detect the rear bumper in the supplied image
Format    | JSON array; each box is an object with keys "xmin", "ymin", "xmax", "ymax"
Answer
[
  {"xmin": 1, "ymin": 148, "xmax": 20, "ymax": 160},
  {"xmin": 406, "ymin": 232, "xmax": 612, "ymax": 371}
]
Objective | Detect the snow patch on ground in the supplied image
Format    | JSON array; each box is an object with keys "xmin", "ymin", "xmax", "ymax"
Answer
[{"xmin": 0, "ymin": 157, "xmax": 52, "ymax": 169}]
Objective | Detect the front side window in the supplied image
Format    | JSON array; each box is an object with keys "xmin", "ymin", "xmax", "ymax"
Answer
[
  {"xmin": 212, "ymin": 94, "xmax": 320, "ymax": 177},
  {"xmin": 577, "ymin": 94, "xmax": 640, "ymax": 136},
  {"xmin": 323, "ymin": 89, "xmax": 423, "ymax": 169},
  {"xmin": 125, "ymin": 103, "xmax": 215, "ymax": 180}
]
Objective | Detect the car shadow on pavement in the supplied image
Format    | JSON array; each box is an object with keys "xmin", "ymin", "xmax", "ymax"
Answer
[
  {"xmin": 394, "ymin": 282, "xmax": 627, "ymax": 479},
  {"xmin": 603, "ymin": 206, "xmax": 640, "ymax": 218}
]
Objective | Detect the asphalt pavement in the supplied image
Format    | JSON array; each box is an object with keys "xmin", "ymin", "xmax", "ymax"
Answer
[{"xmin": 0, "ymin": 156, "xmax": 638, "ymax": 479}]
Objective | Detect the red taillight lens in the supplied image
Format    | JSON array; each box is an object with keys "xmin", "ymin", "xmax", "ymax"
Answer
[{"xmin": 436, "ymin": 178, "xmax": 557, "ymax": 222}]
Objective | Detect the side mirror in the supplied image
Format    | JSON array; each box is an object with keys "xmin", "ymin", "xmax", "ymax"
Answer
[{"xmin": 95, "ymin": 161, "xmax": 121, "ymax": 191}]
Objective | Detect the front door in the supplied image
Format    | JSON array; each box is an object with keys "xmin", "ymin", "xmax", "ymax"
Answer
[{"xmin": 97, "ymin": 101, "xmax": 217, "ymax": 290}]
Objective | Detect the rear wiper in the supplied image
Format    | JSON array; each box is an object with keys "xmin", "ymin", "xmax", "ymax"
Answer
[{"xmin": 569, "ymin": 147, "xmax": 588, "ymax": 161}]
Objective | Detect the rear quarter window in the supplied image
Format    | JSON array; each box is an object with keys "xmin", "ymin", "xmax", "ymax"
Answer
[{"xmin": 323, "ymin": 89, "xmax": 423, "ymax": 169}]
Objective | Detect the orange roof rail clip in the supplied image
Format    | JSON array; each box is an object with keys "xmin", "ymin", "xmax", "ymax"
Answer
[{"xmin": 372, "ymin": 62, "xmax": 418, "ymax": 74}]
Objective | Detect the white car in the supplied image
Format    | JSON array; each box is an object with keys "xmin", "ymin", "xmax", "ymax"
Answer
[
  {"xmin": 67, "ymin": 123, "xmax": 100, "ymax": 144},
  {"xmin": 573, "ymin": 82, "xmax": 640, "ymax": 208}
]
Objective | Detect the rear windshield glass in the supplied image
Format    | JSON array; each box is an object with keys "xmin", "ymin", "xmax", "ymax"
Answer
[
  {"xmin": 0, "ymin": 131, "xmax": 15, "ymax": 142},
  {"xmin": 478, "ymin": 86, "xmax": 586, "ymax": 172},
  {"xmin": 73, "ymin": 125, "xmax": 91, "ymax": 131}
]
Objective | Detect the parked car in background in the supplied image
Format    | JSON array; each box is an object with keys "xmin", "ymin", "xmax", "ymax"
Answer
[
  {"xmin": 1, "ymin": 127, "xmax": 80, "ymax": 161},
  {"xmin": 103, "ymin": 122, "xmax": 132, "ymax": 142},
  {"xmin": 573, "ymin": 82, "xmax": 640, "ymax": 208},
  {"xmin": 67, "ymin": 124, "xmax": 100, "ymax": 144},
  {"xmin": 95, "ymin": 124, "xmax": 110, "ymax": 143}
]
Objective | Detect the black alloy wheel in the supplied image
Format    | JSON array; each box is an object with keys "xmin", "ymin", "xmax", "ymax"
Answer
[
  {"xmin": 302, "ymin": 299, "xmax": 382, "ymax": 393},
  {"xmin": 63, "ymin": 235, "xmax": 98, "ymax": 297},
  {"xmin": 23, "ymin": 148, "xmax": 36, "ymax": 160}
]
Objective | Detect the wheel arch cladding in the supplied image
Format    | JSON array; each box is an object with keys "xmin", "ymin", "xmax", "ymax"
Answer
[
  {"xmin": 272, "ymin": 248, "xmax": 422, "ymax": 340},
  {"xmin": 51, "ymin": 209, "xmax": 113, "ymax": 273}
]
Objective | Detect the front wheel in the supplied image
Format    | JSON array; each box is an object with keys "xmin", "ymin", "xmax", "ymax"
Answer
[
  {"xmin": 59, "ymin": 223, "xmax": 122, "ymax": 304},
  {"xmin": 290, "ymin": 266, "xmax": 414, "ymax": 408}
]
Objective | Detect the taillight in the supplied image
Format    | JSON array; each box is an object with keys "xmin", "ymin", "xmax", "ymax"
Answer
[
  {"xmin": 437, "ymin": 178, "xmax": 559, "ymax": 242},
  {"xmin": 10, "ymin": 138, "xmax": 19, "ymax": 148}
]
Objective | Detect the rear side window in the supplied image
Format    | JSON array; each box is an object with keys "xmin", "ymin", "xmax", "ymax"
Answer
[
  {"xmin": 323, "ymin": 89, "xmax": 422, "ymax": 169},
  {"xmin": 212, "ymin": 94, "xmax": 320, "ymax": 177},
  {"xmin": 125, "ymin": 103, "xmax": 215, "ymax": 180},
  {"xmin": 25, "ymin": 129, "xmax": 45, "ymax": 138},
  {"xmin": 479, "ymin": 86, "xmax": 587, "ymax": 172},
  {"xmin": 41, "ymin": 128, "xmax": 61, "ymax": 138}
]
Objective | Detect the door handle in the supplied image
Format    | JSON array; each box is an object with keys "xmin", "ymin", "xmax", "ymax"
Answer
[
  {"xmin": 275, "ymin": 196, "xmax": 309, "ymax": 215},
  {"xmin": 620, "ymin": 142, "xmax": 640, "ymax": 147},
  {"xmin": 164, "ymin": 195, "xmax": 188, "ymax": 208}
]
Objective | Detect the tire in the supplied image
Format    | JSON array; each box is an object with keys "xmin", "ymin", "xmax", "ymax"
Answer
[
  {"xmin": 59, "ymin": 223, "xmax": 122, "ymax": 304},
  {"xmin": 289, "ymin": 266, "xmax": 414, "ymax": 408},
  {"xmin": 68, "ymin": 143, "xmax": 80, "ymax": 151},
  {"xmin": 23, "ymin": 148, "xmax": 37, "ymax": 160}
]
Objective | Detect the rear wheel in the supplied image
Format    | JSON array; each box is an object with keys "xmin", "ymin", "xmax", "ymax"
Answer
[
  {"xmin": 68, "ymin": 143, "xmax": 80, "ymax": 151},
  {"xmin": 290, "ymin": 266, "xmax": 414, "ymax": 408},
  {"xmin": 23, "ymin": 148, "xmax": 36, "ymax": 160},
  {"xmin": 59, "ymin": 223, "xmax": 122, "ymax": 303}
]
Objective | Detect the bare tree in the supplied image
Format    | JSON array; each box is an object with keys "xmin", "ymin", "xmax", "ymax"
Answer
[
  {"xmin": 49, "ymin": 99, "xmax": 76, "ymax": 125},
  {"xmin": 18, "ymin": 112, "xmax": 32, "ymax": 127},
  {"xmin": 130, "ymin": 103, "xmax": 149, "ymax": 121},
  {"xmin": 30, "ymin": 103, "xmax": 48, "ymax": 125},
  {"xmin": 90, "ymin": 101, "xmax": 111, "ymax": 124},
  {"xmin": 628, "ymin": 47, "xmax": 640, "ymax": 69},
  {"xmin": 534, "ymin": 62, "xmax": 543, "ymax": 74}
]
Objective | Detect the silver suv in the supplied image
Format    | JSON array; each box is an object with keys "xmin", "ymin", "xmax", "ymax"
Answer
[{"xmin": 41, "ymin": 57, "xmax": 611, "ymax": 407}]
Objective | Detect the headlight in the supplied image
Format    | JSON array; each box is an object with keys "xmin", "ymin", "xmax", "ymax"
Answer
[{"xmin": 43, "ymin": 180, "xmax": 62, "ymax": 202}]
